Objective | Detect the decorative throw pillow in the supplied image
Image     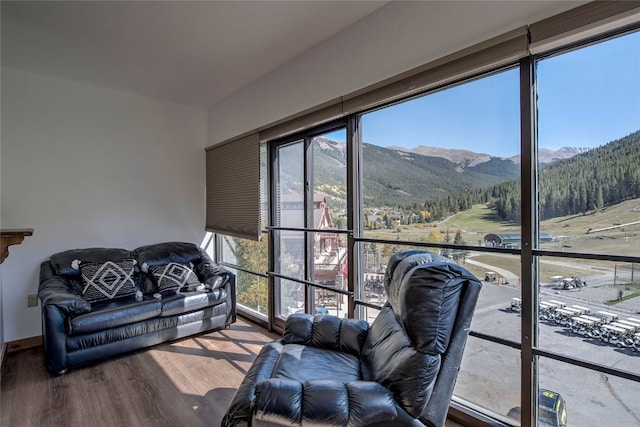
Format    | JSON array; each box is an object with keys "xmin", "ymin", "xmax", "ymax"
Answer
[
  {"xmin": 150, "ymin": 262, "xmax": 201, "ymax": 294},
  {"xmin": 80, "ymin": 260, "xmax": 137, "ymax": 303}
]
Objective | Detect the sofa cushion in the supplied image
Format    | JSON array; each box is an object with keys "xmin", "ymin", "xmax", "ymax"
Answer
[
  {"xmin": 271, "ymin": 344, "xmax": 361, "ymax": 382},
  {"xmin": 79, "ymin": 260, "xmax": 137, "ymax": 304},
  {"xmin": 68, "ymin": 297, "xmax": 162, "ymax": 335},
  {"xmin": 160, "ymin": 288, "xmax": 227, "ymax": 317},
  {"xmin": 50, "ymin": 248, "xmax": 132, "ymax": 276},
  {"xmin": 134, "ymin": 242, "xmax": 202, "ymax": 268},
  {"xmin": 149, "ymin": 262, "xmax": 201, "ymax": 294}
]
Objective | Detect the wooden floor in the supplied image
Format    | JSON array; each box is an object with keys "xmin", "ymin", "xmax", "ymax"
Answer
[{"xmin": 1, "ymin": 317, "xmax": 464, "ymax": 427}]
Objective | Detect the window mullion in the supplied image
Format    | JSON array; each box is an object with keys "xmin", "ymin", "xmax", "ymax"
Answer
[{"xmin": 519, "ymin": 55, "xmax": 537, "ymax": 427}]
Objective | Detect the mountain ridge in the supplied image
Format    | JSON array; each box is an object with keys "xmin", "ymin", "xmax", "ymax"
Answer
[{"xmin": 388, "ymin": 144, "xmax": 590, "ymax": 166}]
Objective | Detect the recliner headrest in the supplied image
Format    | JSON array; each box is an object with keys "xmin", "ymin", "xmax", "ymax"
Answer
[
  {"xmin": 384, "ymin": 250, "xmax": 449, "ymax": 300},
  {"xmin": 384, "ymin": 250, "xmax": 479, "ymax": 354}
]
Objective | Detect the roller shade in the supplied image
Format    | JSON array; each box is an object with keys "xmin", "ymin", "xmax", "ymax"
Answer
[
  {"xmin": 343, "ymin": 26, "xmax": 529, "ymax": 114},
  {"xmin": 256, "ymin": 26, "xmax": 529, "ymax": 141},
  {"xmin": 258, "ymin": 98, "xmax": 343, "ymax": 143},
  {"xmin": 530, "ymin": 1, "xmax": 640, "ymax": 53},
  {"xmin": 206, "ymin": 132, "xmax": 261, "ymax": 240}
]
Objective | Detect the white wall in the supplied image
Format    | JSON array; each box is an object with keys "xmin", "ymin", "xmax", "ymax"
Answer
[
  {"xmin": 207, "ymin": 0, "xmax": 582, "ymax": 145},
  {"xmin": 0, "ymin": 68, "xmax": 208, "ymax": 341}
]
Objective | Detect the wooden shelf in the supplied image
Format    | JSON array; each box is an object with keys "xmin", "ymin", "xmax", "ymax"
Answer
[{"xmin": 1, "ymin": 228, "xmax": 33, "ymax": 264}]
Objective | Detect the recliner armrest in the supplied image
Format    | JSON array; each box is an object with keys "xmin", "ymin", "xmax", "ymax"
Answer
[
  {"xmin": 253, "ymin": 379, "xmax": 397, "ymax": 426},
  {"xmin": 222, "ymin": 341, "xmax": 284, "ymax": 427}
]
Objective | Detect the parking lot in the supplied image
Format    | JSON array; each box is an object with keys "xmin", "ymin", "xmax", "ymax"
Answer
[{"xmin": 454, "ymin": 282, "xmax": 640, "ymax": 426}]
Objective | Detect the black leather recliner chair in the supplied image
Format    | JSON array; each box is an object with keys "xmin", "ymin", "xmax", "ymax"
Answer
[{"xmin": 222, "ymin": 250, "xmax": 482, "ymax": 427}]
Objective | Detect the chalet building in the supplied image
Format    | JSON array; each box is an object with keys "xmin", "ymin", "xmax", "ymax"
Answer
[{"xmin": 278, "ymin": 193, "xmax": 346, "ymax": 285}]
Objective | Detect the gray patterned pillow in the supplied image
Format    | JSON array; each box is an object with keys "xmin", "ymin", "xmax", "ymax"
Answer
[
  {"xmin": 80, "ymin": 260, "xmax": 137, "ymax": 303},
  {"xmin": 150, "ymin": 262, "xmax": 201, "ymax": 294}
]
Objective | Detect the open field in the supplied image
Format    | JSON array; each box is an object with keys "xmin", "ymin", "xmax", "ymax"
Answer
[
  {"xmin": 538, "ymin": 198, "xmax": 640, "ymax": 256},
  {"xmin": 441, "ymin": 203, "xmax": 519, "ymax": 234},
  {"xmin": 364, "ymin": 198, "xmax": 640, "ymax": 257},
  {"xmin": 363, "ymin": 198, "xmax": 640, "ymax": 268}
]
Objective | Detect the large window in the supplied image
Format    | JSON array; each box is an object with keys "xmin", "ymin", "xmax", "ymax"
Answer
[
  {"xmin": 532, "ymin": 30, "xmax": 640, "ymax": 426},
  {"xmin": 359, "ymin": 67, "xmax": 523, "ymax": 418},
  {"xmin": 215, "ymin": 23, "xmax": 640, "ymax": 427}
]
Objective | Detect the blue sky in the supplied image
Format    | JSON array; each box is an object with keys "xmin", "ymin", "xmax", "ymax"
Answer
[{"xmin": 328, "ymin": 30, "xmax": 639, "ymax": 158}]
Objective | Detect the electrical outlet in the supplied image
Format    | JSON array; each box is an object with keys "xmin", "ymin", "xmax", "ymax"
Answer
[{"xmin": 27, "ymin": 293, "xmax": 39, "ymax": 307}]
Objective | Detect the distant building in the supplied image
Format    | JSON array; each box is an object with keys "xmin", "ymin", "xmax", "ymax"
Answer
[
  {"xmin": 279, "ymin": 193, "xmax": 346, "ymax": 284},
  {"xmin": 484, "ymin": 232, "xmax": 553, "ymax": 248}
]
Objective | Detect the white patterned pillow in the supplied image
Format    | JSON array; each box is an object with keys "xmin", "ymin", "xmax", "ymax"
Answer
[
  {"xmin": 80, "ymin": 260, "xmax": 137, "ymax": 303},
  {"xmin": 150, "ymin": 262, "xmax": 201, "ymax": 294}
]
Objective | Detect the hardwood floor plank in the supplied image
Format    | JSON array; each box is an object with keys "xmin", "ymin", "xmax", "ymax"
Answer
[
  {"xmin": 1, "ymin": 345, "xmax": 51, "ymax": 427},
  {"xmin": 50, "ymin": 370, "xmax": 96, "ymax": 426}
]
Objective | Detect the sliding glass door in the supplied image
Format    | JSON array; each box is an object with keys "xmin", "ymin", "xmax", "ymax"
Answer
[{"xmin": 270, "ymin": 124, "xmax": 348, "ymax": 327}]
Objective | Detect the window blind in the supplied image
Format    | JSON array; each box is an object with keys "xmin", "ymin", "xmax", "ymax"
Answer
[{"xmin": 206, "ymin": 131, "xmax": 261, "ymax": 240}]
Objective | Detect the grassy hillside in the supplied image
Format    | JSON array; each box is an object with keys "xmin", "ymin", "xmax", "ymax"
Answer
[
  {"xmin": 362, "ymin": 143, "xmax": 519, "ymax": 207},
  {"xmin": 539, "ymin": 198, "xmax": 640, "ymax": 255},
  {"xmin": 365, "ymin": 198, "xmax": 640, "ymax": 276}
]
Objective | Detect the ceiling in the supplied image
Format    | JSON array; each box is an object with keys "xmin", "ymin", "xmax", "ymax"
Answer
[{"xmin": 1, "ymin": 1, "xmax": 389, "ymax": 108}]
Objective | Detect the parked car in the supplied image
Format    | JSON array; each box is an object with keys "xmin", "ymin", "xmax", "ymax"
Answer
[{"xmin": 507, "ymin": 389, "xmax": 567, "ymax": 427}]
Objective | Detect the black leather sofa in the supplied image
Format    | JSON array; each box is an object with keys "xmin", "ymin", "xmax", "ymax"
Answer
[
  {"xmin": 222, "ymin": 250, "xmax": 481, "ymax": 427},
  {"xmin": 38, "ymin": 241, "xmax": 236, "ymax": 375}
]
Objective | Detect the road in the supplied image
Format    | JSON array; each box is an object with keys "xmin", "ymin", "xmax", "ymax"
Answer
[{"xmin": 465, "ymin": 257, "xmax": 520, "ymax": 284}]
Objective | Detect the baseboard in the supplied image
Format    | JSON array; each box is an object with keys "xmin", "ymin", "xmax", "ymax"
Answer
[{"xmin": 6, "ymin": 335, "xmax": 42, "ymax": 353}]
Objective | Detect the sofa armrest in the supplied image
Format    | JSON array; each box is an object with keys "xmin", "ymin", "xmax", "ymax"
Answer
[
  {"xmin": 195, "ymin": 248, "xmax": 232, "ymax": 289},
  {"xmin": 41, "ymin": 303, "xmax": 70, "ymax": 374},
  {"xmin": 38, "ymin": 276, "xmax": 91, "ymax": 316},
  {"xmin": 222, "ymin": 272, "xmax": 236, "ymax": 326},
  {"xmin": 253, "ymin": 379, "xmax": 397, "ymax": 427},
  {"xmin": 282, "ymin": 313, "xmax": 369, "ymax": 356}
]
